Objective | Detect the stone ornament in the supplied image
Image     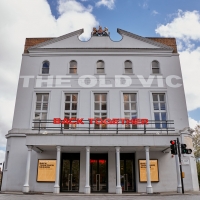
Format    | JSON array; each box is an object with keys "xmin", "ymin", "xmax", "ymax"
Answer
[{"xmin": 92, "ymin": 26, "xmax": 109, "ymax": 36}]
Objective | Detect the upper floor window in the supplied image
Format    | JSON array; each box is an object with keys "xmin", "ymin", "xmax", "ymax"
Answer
[
  {"xmin": 94, "ymin": 93, "xmax": 107, "ymax": 129},
  {"xmin": 64, "ymin": 94, "xmax": 78, "ymax": 129},
  {"xmin": 34, "ymin": 93, "xmax": 49, "ymax": 128},
  {"xmin": 123, "ymin": 93, "xmax": 137, "ymax": 129},
  {"xmin": 96, "ymin": 60, "xmax": 105, "ymax": 73},
  {"xmin": 124, "ymin": 60, "xmax": 133, "ymax": 74},
  {"xmin": 42, "ymin": 61, "xmax": 49, "ymax": 74},
  {"xmin": 152, "ymin": 93, "xmax": 167, "ymax": 129},
  {"xmin": 69, "ymin": 60, "xmax": 77, "ymax": 74},
  {"xmin": 152, "ymin": 60, "xmax": 160, "ymax": 74}
]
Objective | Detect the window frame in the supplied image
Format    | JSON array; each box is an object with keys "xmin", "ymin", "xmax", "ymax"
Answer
[
  {"xmin": 151, "ymin": 60, "xmax": 160, "ymax": 74},
  {"xmin": 63, "ymin": 93, "xmax": 79, "ymax": 129},
  {"xmin": 124, "ymin": 60, "xmax": 133, "ymax": 74},
  {"xmin": 41, "ymin": 60, "xmax": 50, "ymax": 75},
  {"xmin": 96, "ymin": 60, "xmax": 105, "ymax": 74},
  {"xmin": 69, "ymin": 60, "xmax": 78, "ymax": 74},
  {"xmin": 150, "ymin": 92, "xmax": 170, "ymax": 129},
  {"xmin": 31, "ymin": 91, "xmax": 51, "ymax": 129}
]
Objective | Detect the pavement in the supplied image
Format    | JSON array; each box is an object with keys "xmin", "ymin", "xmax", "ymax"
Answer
[{"xmin": 0, "ymin": 192, "xmax": 200, "ymax": 200}]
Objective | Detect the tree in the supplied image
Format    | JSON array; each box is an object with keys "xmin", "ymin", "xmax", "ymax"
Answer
[{"xmin": 192, "ymin": 125, "xmax": 200, "ymax": 185}]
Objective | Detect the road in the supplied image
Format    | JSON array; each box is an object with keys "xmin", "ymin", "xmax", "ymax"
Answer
[{"xmin": 0, "ymin": 194, "xmax": 200, "ymax": 200}]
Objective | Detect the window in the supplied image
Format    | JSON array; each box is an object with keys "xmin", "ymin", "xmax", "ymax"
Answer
[
  {"xmin": 124, "ymin": 60, "xmax": 133, "ymax": 74},
  {"xmin": 152, "ymin": 93, "xmax": 167, "ymax": 129},
  {"xmin": 152, "ymin": 60, "xmax": 160, "ymax": 74},
  {"xmin": 96, "ymin": 60, "xmax": 105, "ymax": 73},
  {"xmin": 64, "ymin": 94, "xmax": 78, "ymax": 129},
  {"xmin": 34, "ymin": 93, "xmax": 49, "ymax": 128},
  {"xmin": 123, "ymin": 93, "xmax": 137, "ymax": 129},
  {"xmin": 94, "ymin": 93, "xmax": 107, "ymax": 129},
  {"xmin": 69, "ymin": 60, "xmax": 77, "ymax": 74},
  {"xmin": 42, "ymin": 61, "xmax": 50, "ymax": 74}
]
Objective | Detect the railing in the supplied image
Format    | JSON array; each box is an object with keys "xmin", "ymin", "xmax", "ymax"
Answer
[{"xmin": 32, "ymin": 119, "xmax": 175, "ymax": 135}]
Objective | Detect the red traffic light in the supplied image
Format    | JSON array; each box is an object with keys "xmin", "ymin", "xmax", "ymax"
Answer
[{"xmin": 170, "ymin": 140, "xmax": 176, "ymax": 145}]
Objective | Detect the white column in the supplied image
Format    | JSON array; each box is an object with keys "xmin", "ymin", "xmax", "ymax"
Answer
[
  {"xmin": 145, "ymin": 146, "xmax": 153, "ymax": 193},
  {"xmin": 115, "ymin": 147, "xmax": 122, "ymax": 194},
  {"xmin": 175, "ymin": 154, "xmax": 182, "ymax": 193},
  {"xmin": 84, "ymin": 146, "xmax": 90, "ymax": 194},
  {"xmin": 54, "ymin": 146, "xmax": 61, "ymax": 193},
  {"xmin": 23, "ymin": 145, "xmax": 33, "ymax": 193}
]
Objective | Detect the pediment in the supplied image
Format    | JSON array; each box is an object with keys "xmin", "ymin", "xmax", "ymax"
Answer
[{"xmin": 28, "ymin": 28, "xmax": 173, "ymax": 51}]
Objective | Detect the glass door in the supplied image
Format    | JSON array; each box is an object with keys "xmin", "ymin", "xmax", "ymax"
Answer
[
  {"xmin": 90, "ymin": 154, "xmax": 108, "ymax": 192},
  {"xmin": 60, "ymin": 153, "xmax": 80, "ymax": 192},
  {"xmin": 120, "ymin": 153, "xmax": 135, "ymax": 192}
]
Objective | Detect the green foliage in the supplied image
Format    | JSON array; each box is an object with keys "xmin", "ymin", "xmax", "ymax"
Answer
[{"xmin": 192, "ymin": 125, "xmax": 200, "ymax": 185}]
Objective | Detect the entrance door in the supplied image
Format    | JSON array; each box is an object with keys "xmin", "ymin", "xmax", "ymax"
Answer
[
  {"xmin": 90, "ymin": 154, "xmax": 108, "ymax": 192},
  {"xmin": 60, "ymin": 153, "xmax": 80, "ymax": 192},
  {"xmin": 120, "ymin": 153, "xmax": 136, "ymax": 192}
]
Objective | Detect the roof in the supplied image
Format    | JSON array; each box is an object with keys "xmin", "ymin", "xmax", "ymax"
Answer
[{"xmin": 24, "ymin": 35, "xmax": 177, "ymax": 53}]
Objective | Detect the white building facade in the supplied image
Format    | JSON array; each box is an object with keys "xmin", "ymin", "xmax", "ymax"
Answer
[{"xmin": 2, "ymin": 28, "xmax": 199, "ymax": 193}]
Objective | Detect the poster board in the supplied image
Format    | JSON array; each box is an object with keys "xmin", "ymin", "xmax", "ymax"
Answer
[
  {"xmin": 37, "ymin": 160, "xmax": 56, "ymax": 182},
  {"xmin": 139, "ymin": 159, "xmax": 159, "ymax": 182}
]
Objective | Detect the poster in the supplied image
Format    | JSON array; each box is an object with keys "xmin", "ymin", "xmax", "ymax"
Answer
[
  {"xmin": 37, "ymin": 160, "xmax": 56, "ymax": 182},
  {"xmin": 139, "ymin": 160, "xmax": 159, "ymax": 182}
]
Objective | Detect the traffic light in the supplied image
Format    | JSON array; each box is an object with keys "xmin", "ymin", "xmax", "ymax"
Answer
[
  {"xmin": 181, "ymin": 144, "xmax": 192, "ymax": 154},
  {"xmin": 170, "ymin": 140, "xmax": 177, "ymax": 155}
]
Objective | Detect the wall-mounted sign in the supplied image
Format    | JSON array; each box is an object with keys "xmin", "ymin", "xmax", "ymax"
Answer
[
  {"xmin": 53, "ymin": 118, "xmax": 148, "ymax": 125},
  {"xmin": 139, "ymin": 160, "xmax": 159, "ymax": 182},
  {"xmin": 37, "ymin": 160, "xmax": 56, "ymax": 182},
  {"xmin": 181, "ymin": 159, "xmax": 190, "ymax": 165}
]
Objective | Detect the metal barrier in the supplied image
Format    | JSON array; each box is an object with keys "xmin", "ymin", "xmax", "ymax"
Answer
[{"xmin": 32, "ymin": 119, "xmax": 175, "ymax": 135}]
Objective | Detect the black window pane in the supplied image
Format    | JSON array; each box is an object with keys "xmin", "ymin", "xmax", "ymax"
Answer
[
  {"xmin": 152, "ymin": 68, "xmax": 159, "ymax": 74},
  {"xmin": 101, "ymin": 103, "xmax": 107, "ymax": 110},
  {"xmin": 101, "ymin": 94, "xmax": 106, "ymax": 101},
  {"xmin": 153, "ymin": 94, "xmax": 158, "ymax": 101},
  {"xmin": 65, "ymin": 103, "xmax": 70, "ymax": 110},
  {"xmin": 65, "ymin": 95, "xmax": 71, "ymax": 101},
  {"xmin": 125, "ymin": 68, "xmax": 132, "ymax": 74},
  {"xmin": 97, "ymin": 68, "xmax": 104, "ymax": 73},
  {"xmin": 72, "ymin": 103, "xmax": 77, "ymax": 110},
  {"xmin": 130, "ymin": 94, "xmax": 136, "ymax": 101},
  {"xmin": 37, "ymin": 94, "xmax": 42, "ymax": 101},
  {"xmin": 43, "ymin": 61, "xmax": 49, "ymax": 68},
  {"xmin": 42, "ymin": 68, "xmax": 49, "ymax": 74},
  {"xmin": 70, "ymin": 68, "xmax": 77, "ymax": 74},
  {"xmin": 159, "ymin": 94, "xmax": 165, "ymax": 101}
]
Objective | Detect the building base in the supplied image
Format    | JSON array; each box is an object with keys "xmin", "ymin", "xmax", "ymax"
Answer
[
  {"xmin": 22, "ymin": 185, "xmax": 29, "ymax": 193},
  {"xmin": 177, "ymin": 187, "xmax": 182, "ymax": 193},
  {"xmin": 53, "ymin": 186, "xmax": 60, "ymax": 193},
  {"xmin": 116, "ymin": 186, "xmax": 122, "ymax": 194},
  {"xmin": 84, "ymin": 186, "xmax": 91, "ymax": 194},
  {"xmin": 146, "ymin": 186, "xmax": 153, "ymax": 194}
]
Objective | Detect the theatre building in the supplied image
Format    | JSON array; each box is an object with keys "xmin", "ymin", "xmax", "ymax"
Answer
[{"xmin": 2, "ymin": 28, "xmax": 199, "ymax": 193}]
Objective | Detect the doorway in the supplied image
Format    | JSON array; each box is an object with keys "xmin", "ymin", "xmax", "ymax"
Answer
[
  {"xmin": 90, "ymin": 154, "xmax": 108, "ymax": 192},
  {"xmin": 60, "ymin": 153, "xmax": 80, "ymax": 192},
  {"xmin": 120, "ymin": 153, "xmax": 136, "ymax": 192}
]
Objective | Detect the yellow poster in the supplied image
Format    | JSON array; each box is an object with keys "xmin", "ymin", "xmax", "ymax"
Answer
[
  {"xmin": 139, "ymin": 160, "xmax": 159, "ymax": 182},
  {"xmin": 37, "ymin": 160, "xmax": 56, "ymax": 182}
]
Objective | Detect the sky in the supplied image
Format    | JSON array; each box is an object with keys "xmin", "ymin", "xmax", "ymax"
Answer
[{"xmin": 0, "ymin": 0, "xmax": 200, "ymax": 163}]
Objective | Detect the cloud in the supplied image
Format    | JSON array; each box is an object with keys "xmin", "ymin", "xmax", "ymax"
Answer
[
  {"xmin": 0, "ymin": 0, "xmax": 98, "ymax": 160},
  {"xmin": 155, "ymin": 10, "xmax": 200, "ymax": 112},
  {"xmin": 96, "ymin": 0, "xmax": 115, "ymax": 10},
  {"xmin": 155, "ymin": 10, "xmax": 200, "ymax": 42},
  {"xmin": 189, "ymin": 117, "xmax": 200, "ymax": 129},
  {"xmin": 152, "ymin": 10, "xmax": 159, "ymax": 16}
]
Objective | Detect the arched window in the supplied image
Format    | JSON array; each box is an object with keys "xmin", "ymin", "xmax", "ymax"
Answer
[
  {"xmin": 42, "ymin": 61, "xmax": 49, "ymax": 74},
  {"xmin": 124, "ymin": 60, "xmax": 133, "ymax": 74},
  {"xmin": 96, "ymin": 60, "xmax": 105, "ymax": 73},
  {"xmin": 152, "ymin": 60, "xmax": 160, "ymax": 74},
  {"xmin": 69, "ymin": 60, "xmax": 77, "ymax": 74}
]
